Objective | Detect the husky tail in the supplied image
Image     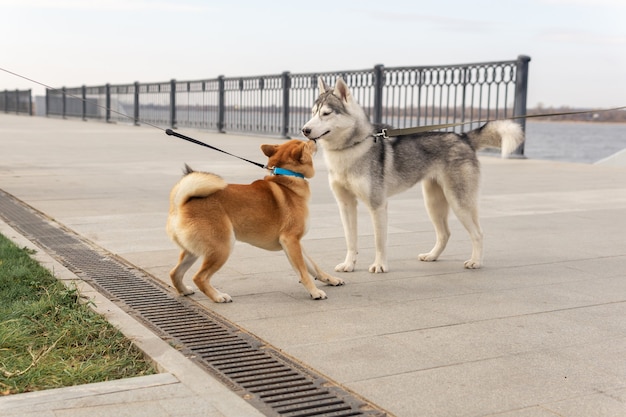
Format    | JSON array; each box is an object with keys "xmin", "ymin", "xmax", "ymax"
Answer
[
  {"xmin": 466, "ymin": 120, "xmax": 525, "ymax": 157},
  {"xmin": 170, "ymin": 165, "xmax": 227, "ymax": 209}
]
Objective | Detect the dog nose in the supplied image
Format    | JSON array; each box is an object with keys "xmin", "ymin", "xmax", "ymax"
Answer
[{"xmin": 302, "ymin": 127, "xmax": 311, "ymax": 137}]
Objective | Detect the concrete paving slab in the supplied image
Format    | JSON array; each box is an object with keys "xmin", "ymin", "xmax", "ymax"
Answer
[
  {"xmin": 2, "ymin": 114, "xmax": 626, "ymax": 417},
  {"xmin": 543, "ymin": 388, "xmax": 626, "ymax": 417}
]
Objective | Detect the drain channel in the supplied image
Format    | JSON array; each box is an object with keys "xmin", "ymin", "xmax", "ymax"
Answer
[{"xmin": 0, "ymin": 190, "xmax": 388, "ymax": 417}]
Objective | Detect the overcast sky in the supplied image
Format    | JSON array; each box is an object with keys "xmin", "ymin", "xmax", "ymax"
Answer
[{"xmin": 1, "ymin": 0, "xmax": 625, "ymax": 108}]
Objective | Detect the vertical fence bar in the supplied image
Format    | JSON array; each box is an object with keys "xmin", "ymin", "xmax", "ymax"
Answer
[
  {"xmin": 281, "ymin": 71, "xmax": 290, "ymax": 138},
  {"xmin": 217, "ymin": 75, "xmax": 225, "ymax": 133},
  {"xmin": 373, "ymin": 64, "xmax": 384, "ymax": 125},
  {"xmin": 460, "ymin": 67, "xmax": 468, "ymax": 123},
  {"xmin": 133, "ymin": 81, "xmax": 140, "ymax": 126},
  {"xmin": 105, "ymin": 84, "xmax": 111, "ymax": 122},
  {"xmin": 170, "ymin": 79, "xmax": 177, "ymax": 129},
  {"xmin": 28, "ymin": 89, "xmax": 32, "ymax": 115},
  {"xmin": 62, "ymin": 87, "xmax": 67, "ymax": 119},
  {"xmin": 81, "ymin": 85, "xmax": 87, "ymax": 121},
  {"xmin": 512, "ymin": 55, "xmax": 531, "ymax": 156}
]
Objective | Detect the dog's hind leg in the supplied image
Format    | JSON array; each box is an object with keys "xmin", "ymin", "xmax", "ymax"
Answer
[
  {"xmin": 302, "ymin": 249, "xmax": 345, "ymax": 287},
  {"xmin": 192, "ymin": 248, "xmax": 233, "ymax": 303},
  {"xmin": 419, "ymin": 179, "xmax": 451, "ymax": 262},
  {"xmin": 457, "ymin": 214, "xmax": 483, "ymax": 269},
  {"xmin": 448, "ymin": 196, "xmax": 483, "ymax": 269},
  {"xmin": 170, "ymin": 250, "xmax": 198, "ymax": 295},
  {"xmin": 280, "ymin": 237, "xmax": 327, "ymax": 300}
]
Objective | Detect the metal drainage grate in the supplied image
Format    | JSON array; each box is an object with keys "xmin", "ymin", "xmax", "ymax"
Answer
[{"xmin": 0, "ymin": 190, "xmax": 388, "ymax": 417}]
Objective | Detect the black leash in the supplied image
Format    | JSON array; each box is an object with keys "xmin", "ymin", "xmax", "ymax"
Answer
[
  {"xmin": 165, "ymin": 129, "xmax": 266, "ymax": 169},
  {"xmin": 378, "ymin": 106, "xmax": 626, "ymax": 138}
]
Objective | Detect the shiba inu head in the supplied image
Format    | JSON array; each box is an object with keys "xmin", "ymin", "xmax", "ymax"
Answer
[{"xmin": 261, "ymin": 139, "xmax": 317, "ymax": 179}]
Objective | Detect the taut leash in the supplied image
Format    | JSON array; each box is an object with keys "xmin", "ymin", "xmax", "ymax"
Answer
[
  {"xmin": 377, "ymin": 106, "xmax": 626, "ymax": 138},
  {"xmin": 165, "ymin": 129, "xmax": 266, "ymax": 169},
  {"xmin": 166, "ymin": 130, "xmax": 306, "ymax": 177}
]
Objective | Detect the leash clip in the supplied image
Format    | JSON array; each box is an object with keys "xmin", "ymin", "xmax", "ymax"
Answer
[{"xmin": 375, "ymin": 129, "xmax": 389, "ymax": 139}]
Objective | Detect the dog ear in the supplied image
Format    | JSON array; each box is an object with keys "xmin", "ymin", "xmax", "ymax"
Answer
[
  {"xmin": 297, "ymin": 142, "xmax": 315, "ymax": 178},
  {"xmin": 318, "ymin": 77, "xmax": 330, "ymax": 94},
  {"xmin": 261, "ymin": 144, "xmax": 277, "ymax": 157},
  {"xmin": 297, "ymin": 143, "xmax": 311, "ymax": 165},
  {"xmin": 334, "ymin": 77, "xmax": 350, "ymax": 102}
]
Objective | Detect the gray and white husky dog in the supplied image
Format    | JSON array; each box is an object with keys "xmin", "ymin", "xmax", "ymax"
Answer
[{"xmin": 302, "ymin": 77, "xmax": 524, "ymax": 272}]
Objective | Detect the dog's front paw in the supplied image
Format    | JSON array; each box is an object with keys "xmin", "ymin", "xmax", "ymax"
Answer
[
  {"xmin": 310, "ymin": 288, "xmax": 328, "ymax": 300},
  {"xmin": 368, "ymin": 262, "xmax": 387, "ymax": 273},
  {"xmin": 212, "ymin": 292, "xmax": 233, "ymax": 303},
  {"xmin": 335, "ymin": 252, "xmax": 357, "ymax": 272},
  {"xmin": 335, "ymin": 262, "xmax": 355, "ymax": 272},
  {"xmin": 418, "ymin": 252, "xmax": 439, "ymax": 262},
  {"xmin": 179, "ymin": 286, "xmax": 195, "ymax": 296},
  {"xmin": 317, "ymin": 273, "xmax": 345, "ymax": 286},
  {"xmin": 464, "ymin": 259, "xmax": 481, "ymax": 269},
  {"xmin": 329, "ymin": 276, "xmax": 345, "ymax": 286}
]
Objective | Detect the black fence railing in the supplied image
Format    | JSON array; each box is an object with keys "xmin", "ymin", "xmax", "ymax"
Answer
[
  {"xmin": 45, "ymin": 55, "xmax": 530, "ymax": 151},
  {"xmin": 1, "ymin": 89, "xmax": 32, "ymax": 115}
]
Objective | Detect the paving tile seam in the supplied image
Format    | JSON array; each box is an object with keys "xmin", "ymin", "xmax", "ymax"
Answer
[
  {"xmin": 269, "ymin": 301, "xmax": 626, "ymax": 351},
  {"xmin": 378, "ymin": 300, "xmax": 626, "ymax": 332},
  {"xmin": 342, "ymin": 346, "xmax": 626, "ymax": 387},
  {"xmin": 532, "ymin": 387, "xmax": 626, "ymax": 415}
]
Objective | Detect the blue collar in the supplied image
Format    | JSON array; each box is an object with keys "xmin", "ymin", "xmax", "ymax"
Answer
[{"xmin": 271, "ymin": 167, "xmax": 305, "ymax": 179}]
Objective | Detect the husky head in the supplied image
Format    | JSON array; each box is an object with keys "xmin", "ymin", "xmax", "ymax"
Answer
[{"xmin": 301, "ymin": 77, "xmax": 372, "ymax": 150}]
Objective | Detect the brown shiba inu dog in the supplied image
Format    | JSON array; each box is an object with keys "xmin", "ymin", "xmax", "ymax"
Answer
[{"xmin": 166, "ymin": 139, "xmax": 344, "ymax": 302}]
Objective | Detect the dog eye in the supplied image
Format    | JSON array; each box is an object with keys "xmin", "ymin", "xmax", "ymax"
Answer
[{"xmin": 321, "ymin": 110, "xmax": 332, "ymax": 117}]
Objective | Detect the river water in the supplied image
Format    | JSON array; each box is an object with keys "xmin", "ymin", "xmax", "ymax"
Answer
[{"xmin": 524, "ymin": 121, "xmax": 626, "ymax": 164}]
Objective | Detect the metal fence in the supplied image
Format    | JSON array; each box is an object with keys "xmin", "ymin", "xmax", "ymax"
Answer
[
  {"xmin": 1, "ymin": 89, "xmax": 32, "ymax": 115},
  {"xmin": 46, "ymin": 55, "xmax": 530, "ymax": 144}
]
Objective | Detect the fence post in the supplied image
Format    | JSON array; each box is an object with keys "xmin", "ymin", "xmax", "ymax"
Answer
[
  {"xmin": 3, "ymin": 90, "xmax": 6, "ymax": 113},
  {"xmin": 461, "ymin": 67, "xmax": 468, "ymax": 123},
  {"xmin": 133, "ymin": 81, "xmax": 140, "ymax": 126},
  {"xmin": 373, "ymin": 64, "xmax": 384, "ymax": 125},
  {"xmin": 105, "ymin": 84, "xmax": 111, "ymax": 122},
  {"xmin": 14, "ymin": 89, "xmax": 19, "ymax": 114},
  {"xmin": 82, "ymin": 85, "xmax": 87, "ymax": 121},
  {"xmin": 62, "ymin": 87, "xmax": 67, "ymax": 119},
  {"xmin": 170, "ymin": 79, "xmax": 177, "ymax": 129},
  {"xmin": 45, "ymin": 89, "xmax": 49, "ymax": 117},
  {"xmin": 217, "ymin": 75, "xmax": 225, "ymax": 133},
  {"xmin": 512, "ymin": 55, "xmax": 531, "ymax": 156},
  {"xmin": 28, "ymin": 89, "xmax": 32, "ymax": 116},
  {"xmin": 281, "ymin": 71, "xmax": 291, "ymax": 138}
]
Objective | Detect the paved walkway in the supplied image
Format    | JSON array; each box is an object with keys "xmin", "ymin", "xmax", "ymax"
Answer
[{"xmin": 1, "ymin": 114, "xmax": 625, "ymax": 417}]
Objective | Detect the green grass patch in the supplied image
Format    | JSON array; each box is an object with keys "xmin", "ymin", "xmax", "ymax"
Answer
[{"xmin": 0, "ymin": 233, "xmax": 156, "ymax": 395}]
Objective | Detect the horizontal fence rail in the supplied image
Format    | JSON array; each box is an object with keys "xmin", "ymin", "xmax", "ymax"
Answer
[
  {"xmin": 44, "ymin": 55, "xmax": 530, "ymax": 154},
  {"xmin": 1, "ymin": 89, "xmax": 32, "ymax": 115}
]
